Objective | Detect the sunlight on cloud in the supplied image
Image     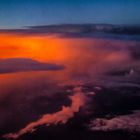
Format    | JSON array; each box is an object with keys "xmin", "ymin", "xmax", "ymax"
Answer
[{"xmin": 3, "ymin": 87, "xmax": 87, "ymax": 139}]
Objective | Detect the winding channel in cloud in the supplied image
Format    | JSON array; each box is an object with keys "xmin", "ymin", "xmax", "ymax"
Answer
[{"xmin": 3, "ymin": 87, "xmax": 87, "ymax": 139}]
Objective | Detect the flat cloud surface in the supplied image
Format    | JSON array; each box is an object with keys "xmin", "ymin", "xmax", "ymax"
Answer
[{"xmin": 0, "ymin": 58, "xmax": 64, "ymax": 74}]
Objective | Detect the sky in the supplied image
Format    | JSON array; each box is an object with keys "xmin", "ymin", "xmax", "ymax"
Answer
[
  {"xmin": 0, "ymin": 0, "xmax": 140, "ymax": 28},
  {"xmin": 0, "ymin": 1, "xmax": 140, "ymax": 138}
]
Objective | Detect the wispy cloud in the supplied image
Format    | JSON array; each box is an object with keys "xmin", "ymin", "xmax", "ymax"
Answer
[{"xmin": 3, "ymin": 87, "xmax": 87, "ymax": 139}]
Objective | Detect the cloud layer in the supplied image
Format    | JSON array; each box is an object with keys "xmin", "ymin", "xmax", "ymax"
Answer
[{"xmin": 0, "ymin": 58, "xmax": 64, "ymax": 74}]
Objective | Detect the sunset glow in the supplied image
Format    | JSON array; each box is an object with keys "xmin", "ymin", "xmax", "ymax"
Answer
[
  {"xmin": 0, "ymin": 0, "xmax": 140, "ymax": 140},
  {"xmin": 0, "ymin": 33, "xmax": 97, "ymax": 64}
]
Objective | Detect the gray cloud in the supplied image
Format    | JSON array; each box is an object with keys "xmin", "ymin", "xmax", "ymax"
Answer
[{"xmin": 0, "ymin": 58, "xmax": 65, "ymax": 74}]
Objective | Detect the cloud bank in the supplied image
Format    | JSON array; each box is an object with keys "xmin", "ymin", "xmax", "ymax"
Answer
[{"xmin": 0, "ymin": 58, "xmax": 64, "ymax": 74}]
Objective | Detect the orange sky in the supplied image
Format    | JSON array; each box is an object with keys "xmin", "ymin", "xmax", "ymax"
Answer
[
  {"xmin": 0, "ymin": 33, "xmax": 97, "ymax": 64},
  {"xmin": 0, "ymin": 32, "xmax": 133, "ymax": 81}
]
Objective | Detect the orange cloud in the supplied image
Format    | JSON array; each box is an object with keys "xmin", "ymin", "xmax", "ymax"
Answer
[
  {"xmin": 0, "ymin": 33, "xmax": 94, "ymax": 63},
  {"xmin": 3, "ymin": 86, "xmax": 87, "ymax": 139}
]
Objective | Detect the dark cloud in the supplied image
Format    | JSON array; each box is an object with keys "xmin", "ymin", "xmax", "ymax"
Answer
[
  {"xmin": 0, "ymin": 58, "xmax": 65, "ymax": 74},
  {"xmin": 91, "ymin": 86, "xmax": 140, "ymax": 115},
  {"xmin": 0, "ymin": 24, "xmax": 140, "ymax": 40},
  {"xmin": 130, "ymin": 48, "xmax": 140, "ymax": 61}
]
